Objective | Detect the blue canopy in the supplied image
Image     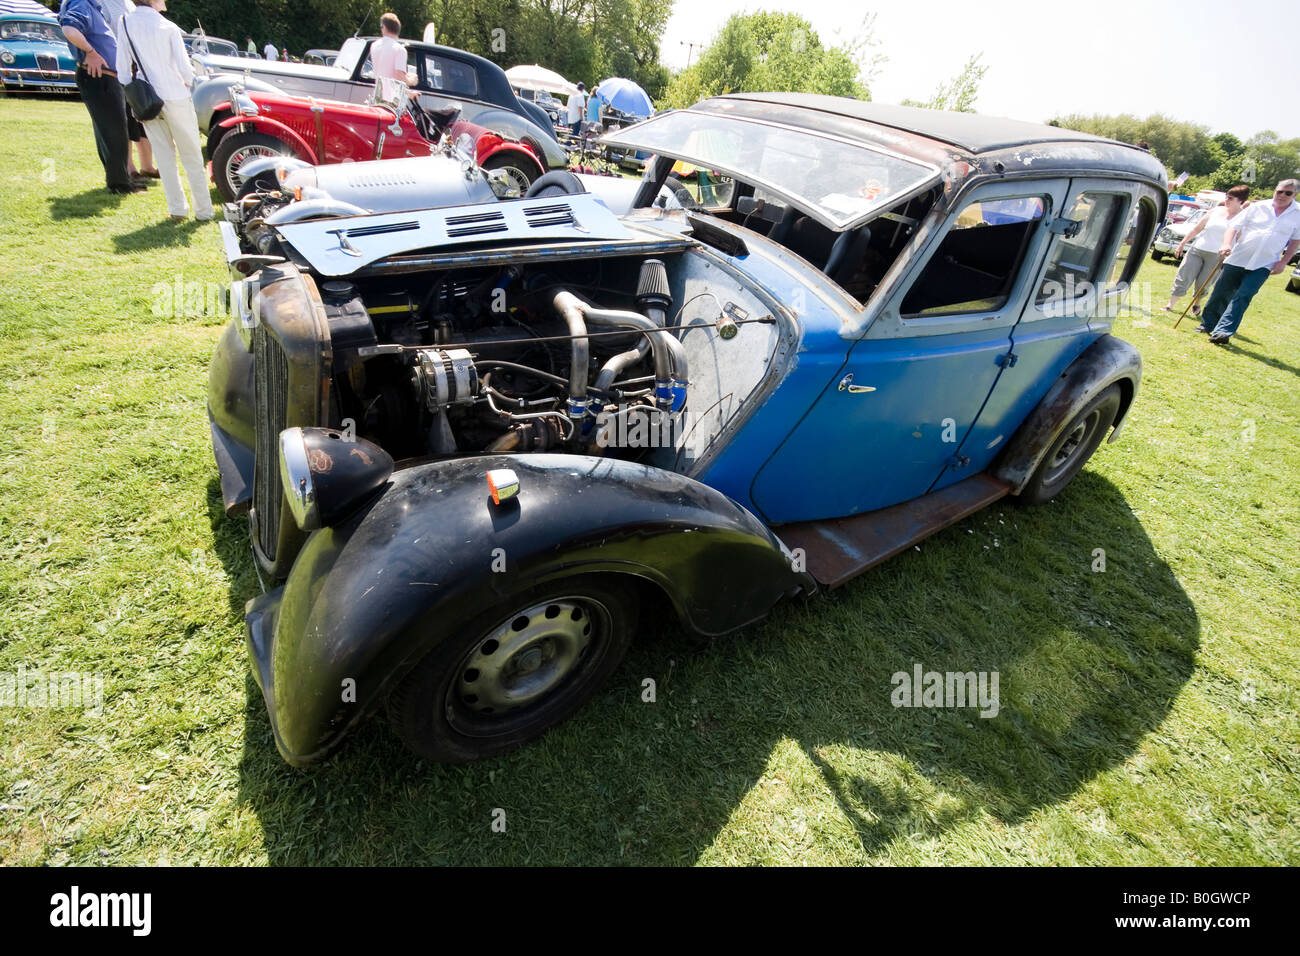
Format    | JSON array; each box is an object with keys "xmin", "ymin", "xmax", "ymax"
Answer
[
  {"xmin": 596, "ymin": 77, "xmax": 653, "ymax": 118},
  {"xmin": 0, "ymin": 0, "xmax": 57, "ymax": 17}
]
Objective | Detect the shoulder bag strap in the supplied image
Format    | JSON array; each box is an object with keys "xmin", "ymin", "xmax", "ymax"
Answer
[{"xmin": 122, "ymin": 16, "xmax": 152, "ymax": 85}]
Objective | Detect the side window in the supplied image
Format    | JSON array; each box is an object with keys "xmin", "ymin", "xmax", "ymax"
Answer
[
  {"xmin": 421, "ymin": 54, "xmax": 479, "ymax": 98},
  {"xmin": 900, "ymin": 197, "xmax": 1046, "ymax": 318},
  {"xmin": 1037, "ymin": 193, "xmax": 1125, "ymax": 302},
  {"xmin": 1110, "ymin": 196, "xmax": 1157, "ymax": 289}
]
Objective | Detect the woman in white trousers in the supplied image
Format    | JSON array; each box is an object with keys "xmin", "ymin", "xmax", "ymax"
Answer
[{"xmin": 113, "ymin": 0, "xmax": 213, "ymax": 221}]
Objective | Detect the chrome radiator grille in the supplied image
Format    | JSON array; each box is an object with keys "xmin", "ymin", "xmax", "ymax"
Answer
[{"xmin": 252, "ymin": 326, "xmax": 289, "ymax": 561}]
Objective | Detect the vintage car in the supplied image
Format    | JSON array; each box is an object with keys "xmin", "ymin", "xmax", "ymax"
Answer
[
  {"xmin": 0, "ymin": 13, "xmax": 77, "ymax": 94},
  {"xmin": 182, "ymin": 33, "xmax": 238, "ymax": 57},
  {"xmin": 207, "ymin": 82, "xmax": 546, "ymax": 201},
  {"xmin": 1288, "ymin": 264, "xmax": 1300, "ymax": 294},
  {"xmin": 304, "ymin": 48, "xmax": 339, "ymax": 67},
  {"xmin": 1150, "ymin": 207, "xmax": 1203, "ymax": 261},
  {"xmin": 206, "ymin": 93, "xmax": 1165, "ymax": 766},
  {"xmin": 220, "ymin": 151, "xmax": 659, "ymax": 263},
  {"xmin": 191, "ymin": 36, "xmax": 567, "ymax": 178},
  {"xmin": 514, "ymin": 86, "xmax": 563, "ymax": 128}
]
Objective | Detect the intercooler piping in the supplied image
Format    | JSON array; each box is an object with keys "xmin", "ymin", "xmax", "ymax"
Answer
[
  {"xmin": 552, "ymin": 290, "xmax": 590, "ymax": 423},
  {"xmin": 551, "ymin": 292, "xmax": 689, "ymax": 421},
  {"xmin": 551, "ymin": 260, "xmax": 688, "ymax": 427}
]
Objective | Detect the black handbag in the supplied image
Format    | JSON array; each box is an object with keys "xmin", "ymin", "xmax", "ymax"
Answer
[{"xmin": 121, "ymin": 18, "xmax": 163, "ymax": 121}]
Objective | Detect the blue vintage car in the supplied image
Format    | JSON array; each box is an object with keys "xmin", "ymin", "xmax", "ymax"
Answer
[
  {"xmin": 206, "ymin": 94, "xmax": 1167, "ymax": 766},
  {"xmin": 0, "ymin": 13, "xmax": 77, "ymax": 94}
]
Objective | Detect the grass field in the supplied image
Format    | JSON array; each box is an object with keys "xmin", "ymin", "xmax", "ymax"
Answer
[{"xmin": 1, "ymin": 96, "xmax": 1297, "ymax": 866}]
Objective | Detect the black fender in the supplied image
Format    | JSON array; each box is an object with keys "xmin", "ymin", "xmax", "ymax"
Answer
[
  {"xmin": 994, "ymin": 333, "xmax": 1141, "ymax": 493},
  {"xmin": 244, "ymin": 453, "xmax": 814, "ymax": 765},
  {"xmin": 208, "ymin": 321, "xmax": 255, "ymax": 514}
]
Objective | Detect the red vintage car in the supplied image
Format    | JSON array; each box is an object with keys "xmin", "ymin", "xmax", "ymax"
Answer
[{"xmin": 208, "ymin": 85, "xmax": 546, "ymax": 202}]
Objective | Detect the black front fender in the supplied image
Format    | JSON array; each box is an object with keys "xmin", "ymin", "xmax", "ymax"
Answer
[
  {"xmin": 208, "ymin": 321, "xmax": 255, "ymax": 514},
  {"xmin": 246, "ymin": 453, "xmax": 813, "ymax": 765}
]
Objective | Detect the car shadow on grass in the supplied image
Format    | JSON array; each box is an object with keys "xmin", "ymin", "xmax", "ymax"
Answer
[
  {"xmin": 205, "ymin": 477, "xmax": 263, "ymax": 623},
  {"xmin": 220, "ymin": 470, "xmax": 1197, "ymax": 864}
]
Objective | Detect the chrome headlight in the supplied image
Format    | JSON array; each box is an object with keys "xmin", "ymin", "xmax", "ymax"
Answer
[
  {"xmin": 0, "ymin": 51, "xmax": 16, "ymax": 65},
  {"xmin": 279, "ymin": 427, "xmax": 394, "ymax": 531}
]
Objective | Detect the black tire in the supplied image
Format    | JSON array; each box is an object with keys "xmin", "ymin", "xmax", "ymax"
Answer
[
  {"xmin": 523, "ymin": 169, "xmax": 587, "ymax": 199},
  {"xmin": 1287, "ymin": 275, "xmax": 1300, "ymax": 294},
  {"xmin": 481, "ymin": 151, "xmax": 542, "ymax": 194},
  {"xmin": 1018, "ymin": 385, "xmax": 1122, "ymax": 505},
  {"xmin": 211, "ymin": 130, "xmax": 293, "ymax": 202},
  {"xmin": 235, "ymin": 169, "xmax": 281, "ymax": 201},
  {"xmin": 1150, "ymin": 250, "xmax": 1165, "ymax": 262},
  {"xmin": 389, "ymin": 576, "xmax": 638, "ymax": 763}
]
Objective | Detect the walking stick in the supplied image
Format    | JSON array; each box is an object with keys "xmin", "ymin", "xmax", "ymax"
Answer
[{"xmin": 1173, "ymin": 253, "xmax": 1226, "ymax": 328}]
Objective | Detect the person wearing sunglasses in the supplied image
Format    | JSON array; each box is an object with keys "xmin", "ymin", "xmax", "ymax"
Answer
[{"xmin": 1196, "ymin": 178, "xmax": 1300, "ymax": 344}]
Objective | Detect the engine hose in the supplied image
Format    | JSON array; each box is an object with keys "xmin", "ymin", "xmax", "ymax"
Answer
[
  {"xmin": 594, "ymin": 339, "xmax": 650, "ymax": 394},
  {"xmin": 579, "ymin": 305, "xmax": 687, "ymax": 412},
  {"xmin": 550, "ymin": 290, "xmax": 591, "ymax": 423},
  {"xmin": 552, "ymin": 291, "xmax": 690, "ymax": 416}
]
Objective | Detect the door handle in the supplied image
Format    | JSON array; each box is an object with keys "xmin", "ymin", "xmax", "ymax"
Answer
[{"xmin": 838, "ymin": 374, "xmax": 875, "ymax": 394}]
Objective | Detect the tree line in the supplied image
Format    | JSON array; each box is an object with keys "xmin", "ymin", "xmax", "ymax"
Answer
[
  {"xmin": 1049, "ymin": 114, "xmax": 1300, "ymax": 197},
  {"xmin": 39, "ymin": 0, "xmax": 1297, "ymax": 181},
  {"xmin": 111, "ymin": 0, "xmax": 672, "ymax": 98}
]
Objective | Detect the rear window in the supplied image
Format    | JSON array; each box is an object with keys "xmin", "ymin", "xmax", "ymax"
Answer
[
  {"xmin": 421, "ymin": 53, "xmax": 479, "ymax": 99},
  {"xmin": 1037, "ymin": 193, "xmax": 1126, "ymax": 303}
]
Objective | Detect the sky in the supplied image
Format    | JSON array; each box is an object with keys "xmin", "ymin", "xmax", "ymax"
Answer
[{"xmin": 660, "ymin": 0, "xmax": 1299, "ymax": 142}]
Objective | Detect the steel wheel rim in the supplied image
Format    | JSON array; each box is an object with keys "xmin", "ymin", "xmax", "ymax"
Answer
[
  {"xmin": 448, "ymin": 596, "xmax": 606, "ymax": 733},
  {"xmin": 1044, "ymin": 413, "xmax": 1096, "ymax": 484}
]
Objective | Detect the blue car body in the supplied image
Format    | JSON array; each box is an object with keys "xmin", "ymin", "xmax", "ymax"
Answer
[
  {"xmin": 0, "ymin": 14, "xmax": 77, "ymax": 94},
  {"xmin": 206, "ymin": 93, "xmax": 1167, "ymax": 764}
]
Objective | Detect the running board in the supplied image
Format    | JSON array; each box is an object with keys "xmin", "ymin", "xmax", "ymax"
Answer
[{"xmin": 774, "ymin": 474, "xmax": 1012, "ymax": 589}]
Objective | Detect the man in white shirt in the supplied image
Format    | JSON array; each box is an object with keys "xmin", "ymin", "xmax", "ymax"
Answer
[
  {"xmin": 263, "ymin": 41, "xmax": 277, "ymax": 61},
  {"xmin": 567, "ymin": 82, "xmax": 586, "ymax": 136},
  {"xmin": 370, "ymin": 12, "xmax": 408, "ymax": 85},
  {"xmin": 1197, "ymin": 178, "xmax": 1300, "ymax": 344}
]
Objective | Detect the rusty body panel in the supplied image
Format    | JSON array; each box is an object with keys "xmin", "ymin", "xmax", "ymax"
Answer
[
  {"xmin": 993, "ymin": 334, "xmax": 1142, "ymax": 493},
  {"xmin": 774, "ymin": 474, "xmax": 1012, "ymax": 589}
]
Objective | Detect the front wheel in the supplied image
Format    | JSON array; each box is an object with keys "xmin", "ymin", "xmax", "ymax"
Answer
[
  {"xmin": 1017, "ymin": 385, "xmax": 1122, "ymax": 505},
  {"xmin": 480, "ymin": 151, "xmax": 542, "ymax": 194},
  {"xmin": 1287, "ymin": 275, "xmax": 1300, "ymax": 294},
  {"xmin": 1150, "ymin": 249, "xmax": 1165, "ymax": 262},
  {"xmin": 211, "ymin": 130, "xmax": 293, "ymax": 202},
  {"xmin": 389, "ymin": 576, "xmax": 638, "ymax": 762}
]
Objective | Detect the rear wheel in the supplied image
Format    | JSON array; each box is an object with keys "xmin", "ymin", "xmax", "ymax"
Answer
[
  {"xmin": 211, "ymin": 130, "xmax": 293, "ymax": 202},
  {"xmin": 389, "ymin": 576, "xmax": 637, "ymax": 762},
  {"xmin": 1018, "ymin": 385, "xmax": 1122, "ymax": 505}
]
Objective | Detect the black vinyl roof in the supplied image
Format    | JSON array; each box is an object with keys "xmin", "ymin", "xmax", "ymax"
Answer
[{"xmin": 710, "ymin": 92, "xmax": 1141, "ymax": 156}]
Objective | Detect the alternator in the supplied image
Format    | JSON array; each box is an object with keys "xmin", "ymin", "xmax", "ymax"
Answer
[{"xmin": 411, "ymin": 348, "xmax": 479, "ymax": 412}]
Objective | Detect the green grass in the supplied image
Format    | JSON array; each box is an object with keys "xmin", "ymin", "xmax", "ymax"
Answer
[{"xmin": 1, "ymin": 96, "xmax": 1297, "ymax": 866}]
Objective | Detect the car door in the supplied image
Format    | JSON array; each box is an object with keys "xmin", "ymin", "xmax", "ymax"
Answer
[
  {"xmin": 750, "ymin": 179, "xmax": 1068, "ymax": 522},
  {"xmin": 930, "ymin": 178, "xmax": 1142, "ymax": 492}
]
